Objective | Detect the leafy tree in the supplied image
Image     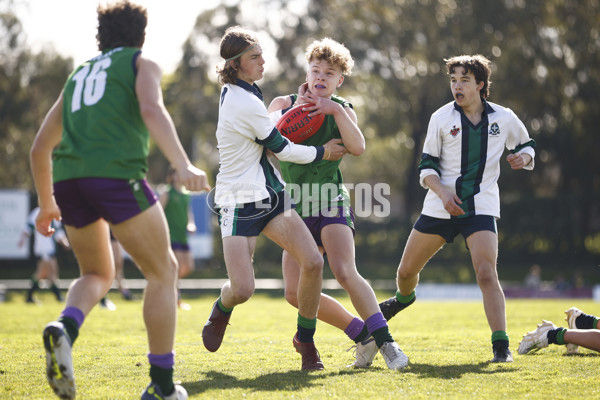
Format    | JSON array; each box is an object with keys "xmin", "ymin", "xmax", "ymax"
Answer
[
  {"xmin": 3, "ymin": 0, "xmax": 598, "ymax": 280},
  {"xmin": 0, "ymin": 3, "xmax": 72, "ymax": 190}
]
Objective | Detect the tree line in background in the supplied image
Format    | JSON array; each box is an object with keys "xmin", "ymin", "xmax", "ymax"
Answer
[{"xmin": 1, "ymin": 0, "xmax": 599, "ymax": 283}]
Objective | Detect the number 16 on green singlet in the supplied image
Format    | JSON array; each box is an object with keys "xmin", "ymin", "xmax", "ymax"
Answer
[{"xmin": 70, "ymin": 57, "xmax": 112, "ymax": 112}]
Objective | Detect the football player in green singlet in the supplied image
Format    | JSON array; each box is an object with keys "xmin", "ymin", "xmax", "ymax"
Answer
[
  {"xmin": 268, "ymin": 38, "xmax": 408, "ymax": 370},
  {"xmin": 30, "ymin": 2, "xmax": 209, "ymax": 399},
  {"xmin": 159, "ymin": 167, "xmax": 195, "ymax": 310}
]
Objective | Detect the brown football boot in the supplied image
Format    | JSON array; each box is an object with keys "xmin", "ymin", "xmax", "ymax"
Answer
[
  {"xmin": 293, "ymin": 332, "xmax": 324, "ymax": 370},
  {"xmin": 202, "ymin": 300, "xmax": 231, "ymax": 352}
]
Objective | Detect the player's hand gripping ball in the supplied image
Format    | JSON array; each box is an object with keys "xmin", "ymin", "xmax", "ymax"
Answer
[{"xmin": 275, "ymin": 103, "xmax": 325, "ymax": 144}]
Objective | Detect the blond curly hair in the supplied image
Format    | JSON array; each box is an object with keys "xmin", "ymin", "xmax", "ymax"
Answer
[{"xmin": 305, "ymin": 38, "xmax": 354, "ymax": 76}]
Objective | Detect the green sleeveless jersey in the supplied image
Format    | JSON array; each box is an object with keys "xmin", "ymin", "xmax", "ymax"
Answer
[
  {"xmin": 53, "ymin": 47, "xmax": 149, "ymax": 182},
  {"xmin": 279, "ymin": 94, "xmax": 352, "ymax": 217},
  {"xmin": 163, "ymin": 186, "xmax": 190, "ymax": 245}
]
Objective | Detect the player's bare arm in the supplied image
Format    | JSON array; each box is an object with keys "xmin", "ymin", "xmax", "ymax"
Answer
[
  {"xmin": 30, "ymin": 92, "xmax": 64, "ymax": 237},
  {"xmin": 301, "ymin": 91, "xmax": 365, "ymax": 156},
  {"xmin": 423, "ymin": 174, "xmax": 465, "ymax": 216},
  {"xmin": 267, "ymin": 95, "xmax": 293, "ymax": 113}
]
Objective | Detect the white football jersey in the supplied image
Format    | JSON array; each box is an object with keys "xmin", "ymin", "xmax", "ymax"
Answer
[
  {"xmin": 419, "ymin": 100, "xmax": 535, "ymax": 219},
  {"xmin": 24, "ymin": 207, "xmax": 65, "ymax": 259},
  {"xmin": 215, "ymin": 81, "xmax": 323, "ymax": 206}
]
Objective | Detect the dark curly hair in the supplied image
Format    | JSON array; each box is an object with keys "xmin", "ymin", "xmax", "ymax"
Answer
[
  {"xmin": 216, "ymin": 26, "xmax": 260, "ymax": 85},
  {"xmin": 96, "ymin": 1, "xmax": 147, "ymax": 51},
  {"xmin": 445, "ymin": 54, "xmax": 492, "ymax": 99}
]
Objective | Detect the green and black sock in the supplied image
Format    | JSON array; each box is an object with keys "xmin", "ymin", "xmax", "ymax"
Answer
[
  {"xmin": 491, "ymin": 331, "xmax": 509, "ymax": 348},
  {"xmin": 297, "ymin": 313, "xmax": 317, "ymax": 343},
  {"xmin": 547, "ymin": 327, "xmax": 567, "ymax": 345},
  {"xmin": 395, "ymin": 290, "xmax": 416, "ymax": 305},
  {"xmin": 217, "ymin": 297, "xmax": 233, "ymax": 314}
]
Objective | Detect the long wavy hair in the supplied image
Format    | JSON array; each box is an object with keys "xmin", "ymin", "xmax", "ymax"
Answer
[{"xmin": 216, "ymin": 26, "xmax": 260, "ymax": 85}]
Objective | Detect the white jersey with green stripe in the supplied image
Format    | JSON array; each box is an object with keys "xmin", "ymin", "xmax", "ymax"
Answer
[
  {"xmin": 214, "ymin": 80, "xmax": 323, "ymax": 207},
  {"xmin": 419, "ymin": 100, "xmax": 535, "ymax": 219}
]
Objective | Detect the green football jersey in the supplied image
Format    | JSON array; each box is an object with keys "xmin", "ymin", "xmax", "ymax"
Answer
[
  {"xmin": 163, "ymin": 186, "xmax": 190, "ymax": 245},
  {"xmin": 279, "ymin": 94, "xmax": 351, "ymax": 217},
  {"xmin": 53, "ymin": 47, "xmax": 149, "ymax": 182}
]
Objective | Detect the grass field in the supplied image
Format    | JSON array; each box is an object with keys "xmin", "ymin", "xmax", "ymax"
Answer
[{"xmin": 1, "ymin": 291, "xmax": 599, "ymax": 399}]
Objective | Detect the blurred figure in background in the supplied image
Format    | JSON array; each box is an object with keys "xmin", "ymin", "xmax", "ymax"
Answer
[
  {"xmin": 110, "ymin": 232, "xmax": 134, "ymax": 300},
  {"xmin": 524, "ymin": 264, "xmax": 542, "ymax": 290},
  {"xmin": 159, "ymin": 167, "xmax": 196, "ymax": 310},
  {"xmin": 18, "ymin": 206, "xmax": 70, "ymax": 303}
]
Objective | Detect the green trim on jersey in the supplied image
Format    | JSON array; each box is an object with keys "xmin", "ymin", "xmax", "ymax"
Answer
[
  {"xmin": 455, "ymin": 114, "xmax": 488, "ymax": 217},
  {"xmin": 280, "ymin": 94, "xmax": 351, "ymax": 217},
  {"xmin": 418, "ymin": 154, "xmax": 441, "ymax": 176},
  {"xmin": 511, "ymin": 139, "xmax": 536, "ymax": 153},
  {"xmin": 53, "ymin": 47, "xmax": 149, "ymax": 182},
  {"xmin": 163, "ymin": 185, "xmax": 191, "ymax": 245},
  {"xmin": 218, "ymin": 207, "xmax": 239, "ymax": 236},
  {"xmin": 259, "ymin": 148, "xmax": 285, "ymax": 194},
  {"xmin": 232, "ymin": 208, "xmax": 238, "ymax": 236}
]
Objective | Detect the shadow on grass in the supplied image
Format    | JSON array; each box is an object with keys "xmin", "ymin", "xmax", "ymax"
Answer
[
  {"xmin": 519, "ymin": 352, "xmax": 599, "ymax": 358},
  {"xmin": 402, "ymin": 361, "xmax": 518, "ymax": 379},
  {"xmin": 183, "ymin": 368, "xmax": 368, "ymax": 395},
  {"xmin": 562, "ymin": 352, "xmax": 599, "ymax": 358}
]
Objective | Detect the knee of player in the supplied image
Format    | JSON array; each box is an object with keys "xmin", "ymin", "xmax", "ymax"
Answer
[
  {"xmin": 231, "ymin": 283, "xmax": 255, "ymax": 304},
  {"xmin": 300, "ymin": 252, "xmax": 324, "ymax": 274},
  {"xmin": 84, "ymin": 269, "xmax": 116, "ymax": 289},
  {"xmin": 474, "ymin": 264, "xmax": 498, "ymax": 285},
  {"xmin": 397, "ymin": 267, "xmax": 417, "ymax": 281},
  {"xmin": 331, "ymin": 264, "xmax": 359, "ymax": 288},
  {"xmin": 144, "ymin": 258, "xmax": 178, "ymax": 284},
  {"xmin": 284, "ymin": 290, "xmax": 299, "ymax": 308}
]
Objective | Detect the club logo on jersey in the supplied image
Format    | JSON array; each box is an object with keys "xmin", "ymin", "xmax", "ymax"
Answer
[
  {"xmin": 489, "ymin": 122, "xmax": 500, "ymax": 136},
  {"xmin": 450, "ymin": 126, "xmax": 460, "ymax": 137}
]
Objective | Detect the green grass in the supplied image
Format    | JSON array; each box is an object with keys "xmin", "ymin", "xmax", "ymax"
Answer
[{"xmin": 1, "ymin": 291, "xmax": 599, "ymax": 399}]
